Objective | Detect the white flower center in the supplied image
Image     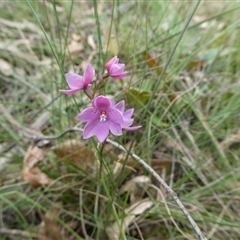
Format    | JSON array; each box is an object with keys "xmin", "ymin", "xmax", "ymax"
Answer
[{"xmin": 100, "ymin": 111, "xmax": 107, "ymax": 122}]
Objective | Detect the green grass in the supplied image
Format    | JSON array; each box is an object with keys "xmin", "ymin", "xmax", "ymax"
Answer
[{"xmin": 1, "ymin": 0, "xmax": 240, "ymax": 239}]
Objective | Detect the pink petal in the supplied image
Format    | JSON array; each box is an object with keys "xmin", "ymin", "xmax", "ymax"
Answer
[
  {"xmin": 123, "ymin": 109, "xmax": 134, "ymax": 119},
  {"xmin": 105, "ymin": 56, "xmax": 118, "ymax": 72},
  {"xmin": 122, "ymin": 118, "xmax": 134, "ymax": 127},
  {"xmin": 123, "ymin": 125, "xmax": 142, "ymax": 131},
  {"xmin": 111, "ymin": 72, "xmax": 128, "ymax": 79},
  {"xmin": 107, "ymin": 108, "xmax": 123, "ymax": 124},
  {"xmin": 83, "ymin": 120, "xmax": 100, "ymax": 139},
  {"xmin": 114, "ymin": 100, "xmax": 125, "ymax": 113},
  {"xmin": 77, "ymin": 107, "xmax": 99, "ymax": 122},
  {"xmin": 110, "ymin": 64, "xmax": 125, "ymax": 75},
  {"xmin": 94, "ymin": 96, "xmax": 111, "ymax": 110},
  {"xmin": 83, "ymin": 120, "xmax": 109, "ymax": 143},
  {"xmin": 94, "ymin": 122, "xmax": 110, "ymax": 142},
  {"xmin": 59, "ymin": 89, "xmax": 80, "ymax": 95},
  {"xmin": 65, "ymin": 73, "xmax": 84, "ymax": 89},
  {"xmin": 108, "ymin": 121, "xmax": 122, "ymax": 136},
  {"xmin": 83, "ymin": 64, "xmax": 95, "ymax": 86}
]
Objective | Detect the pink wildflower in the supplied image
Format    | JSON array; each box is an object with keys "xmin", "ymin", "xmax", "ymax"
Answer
[
  {"xmin": 60, "ymin": 64, "xmax": 95, "ymax": 95},
  {"xmin": 77, "ymin": 95, "xmax": 123, "ymax": 143},
  {"xmin": 105, "ymin": 56, "xmax": 128, "ymax": 79}
]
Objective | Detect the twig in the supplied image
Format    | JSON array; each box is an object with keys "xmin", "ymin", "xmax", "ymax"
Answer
[{"xmin": 33, "ymin": 123, "xmax": 82, "ymax": 147}]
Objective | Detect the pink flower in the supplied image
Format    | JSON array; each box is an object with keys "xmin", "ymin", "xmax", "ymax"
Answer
[
  {"xmin": 78, "ymin": 96, "xmax": 141, "ymax": 143},
  {"xmin": 105, "ymin": 56, "xmax": 128, "ymax": 79},
  {"xmin": 59, "ymin": 64, "xmax": 95, "ymax": 95},
  {"xmin": 114, "ymin": 100, "xmax": 142, "ymax": 131},
  {"xmin": 77, "ymin": 96, "xmax": 123, "ymax": 143}
]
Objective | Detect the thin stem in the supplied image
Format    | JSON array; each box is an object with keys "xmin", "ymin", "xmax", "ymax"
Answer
[
  {"xmin": 93, "ymin": 0, "xmax": 103, "ymax": 69},
  {"xmin": 94, "ymin": 142, "xmax": 103, "ymax": 239}
]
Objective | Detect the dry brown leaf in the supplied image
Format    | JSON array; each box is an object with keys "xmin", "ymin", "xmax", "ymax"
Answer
[
  {"xmin": 106, "ymin": 198, "xmax": 153, "ymax": 240},
  {"xmin": 24, "ymin": 145, "xmax": 45, "ymax": 168},
  {"xmin": 51, "ymin": 139, "xmax": 96, "ymax": 172},
  {"xmin": 23, "ymin": 145, "xmax": 53, "ymax": 188},
  {"xmin": 24, "ymin": 166, "xmax": 53, "ymax": 188}
]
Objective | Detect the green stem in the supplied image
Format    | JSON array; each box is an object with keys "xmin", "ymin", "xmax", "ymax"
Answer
[{"xmin": 94, "ymin": 142, "xmax": 104, "ymax": 238}]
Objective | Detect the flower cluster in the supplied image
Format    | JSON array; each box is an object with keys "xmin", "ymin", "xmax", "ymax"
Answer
[{"xmin": 60, "ymin": 56, "xmax": 141, "ymax": 143}]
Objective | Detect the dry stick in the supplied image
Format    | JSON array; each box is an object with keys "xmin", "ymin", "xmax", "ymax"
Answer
[{"xmin": 106, "ymin": 138, "xmax": 208, "ymax": 240}]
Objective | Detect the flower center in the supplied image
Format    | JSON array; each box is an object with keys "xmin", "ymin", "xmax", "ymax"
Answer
[{"xmin": 100, "ymin": 111, "xmax": 107, "ymax": 122}]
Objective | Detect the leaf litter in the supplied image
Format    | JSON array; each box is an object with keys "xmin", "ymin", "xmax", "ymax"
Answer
[
  {"xmin": 51, "ymin": 139, "xmax": 97, "ymax": 173},
  {"xmin": 23, "ymin": 145, "xmax": 53, "ymax": 188}
]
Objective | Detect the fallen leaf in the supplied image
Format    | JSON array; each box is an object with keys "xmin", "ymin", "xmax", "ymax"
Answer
[
  {"xmin": 51, "ymin": 139, "xmax": 96, "ymax": 172},
  {"xmin": 23, "ymin": 145, "xmax": 53, "ymax": 188},
  {"xmin": 24, "ymin": 166, "xmax": 53, "ymax": 188},
  {"xmin": 24, "ymin": 145, "xmax": 45, "ymax": 168}
]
